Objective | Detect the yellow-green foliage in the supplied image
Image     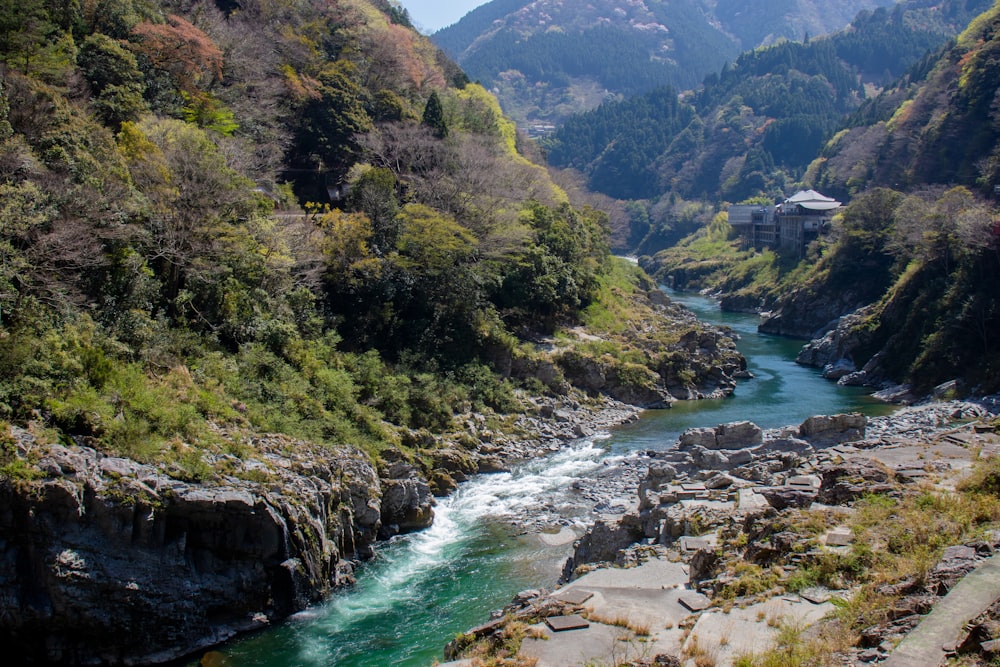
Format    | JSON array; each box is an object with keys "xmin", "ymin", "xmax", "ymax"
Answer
[
  {"xmin": 455, "ymin": 84, "xmax": 519, "ymax": 155},
  {"xmin": 719, "ymin": 562, "xmax": 781, "ymax": 600},
  {"xmin": 956, "ymin": 0, "xmax": 1000, "ymax": 48},
  {"xmin": 580, "ymin": 258, "xmax": 649, "ymax": 335},
  {"xmin": 886, "ymin": 99, "xmax": 914, "ymax": 132}
]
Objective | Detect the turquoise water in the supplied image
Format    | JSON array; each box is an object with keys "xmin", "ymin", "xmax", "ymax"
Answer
[
  {"xmin": 213, "ymin": 291, "xmax": 892, "ymax": 667},
  {"xmin": 608, "ymin": 290, "xmax": 894, "ymax": 455}
]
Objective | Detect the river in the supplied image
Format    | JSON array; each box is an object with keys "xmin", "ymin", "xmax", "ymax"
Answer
[{"xmin": 212, "ymin": 290, "xmax": 893, "ymax": 667}]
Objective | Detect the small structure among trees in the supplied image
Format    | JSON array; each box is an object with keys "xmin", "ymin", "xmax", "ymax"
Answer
[{"xmin": 728, "ymin": 189, "xmax": 841, "ymax": 256}]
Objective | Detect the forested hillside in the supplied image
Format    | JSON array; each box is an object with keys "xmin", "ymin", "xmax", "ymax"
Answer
[
  {"xmin": 0, "ymin": 0, "xmax": 741, "ymax": 483},
  {"xmin": 640, "ymin": 0, "xmax": 1000, "ymax": 396},
  {"xmin": 434, "ymin": 0, "xmax": 896, "ymax": 126},
  {"xmin": 809, "ymin": 4, "xmax": 1000, "ymax": 197},
  {"xmin": 544, "ymin": 0, "xmax": 991, "ymax": 203}
]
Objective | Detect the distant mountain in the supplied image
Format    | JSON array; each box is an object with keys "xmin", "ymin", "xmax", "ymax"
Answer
[
  {"xmin": 434, "ymin": 0, "xmax": 896, "ymax": 125},
  {"xmin": 541, "ymin": 0, "xmax": 992, "ymax": 202},
  {"xmin": 638, "ymin": 0, "xmax": 1000, "ymax": 396}
]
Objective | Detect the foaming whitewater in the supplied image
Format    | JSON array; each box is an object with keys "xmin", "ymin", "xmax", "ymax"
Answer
[
  {"xmin": 450, "ymin": 434, "xmax": 612, "ymax": 523},
  {"xmin": 220, "ymin": 434, "xmax": 617, "ymax": 667}
]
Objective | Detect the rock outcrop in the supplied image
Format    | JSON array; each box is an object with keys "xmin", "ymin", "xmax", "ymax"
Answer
[
  {"xmin": 758, "ymin": 285, "xmax": 876, "ymax": 340},
  {"xmin": 0, "ymin": 391, "xmax": 648, "ymax": 666},
  {"xmin": 0, "ymin": 428, "xmax": 417, "ymax": 665},
  {"xmin": 563, "ymin": 411, "xmax": 880, "ymax": 575},
  {"xmin": 540, "ymin": 289, "xmax": 748, "ymax": 407}
]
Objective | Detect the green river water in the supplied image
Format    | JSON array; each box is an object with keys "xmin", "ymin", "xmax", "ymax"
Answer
[{"xmin": 213, "ymin": 290, "xmax": 893, "ymax": 667}]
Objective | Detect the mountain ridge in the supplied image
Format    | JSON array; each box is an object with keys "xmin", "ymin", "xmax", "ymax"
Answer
[{"xmin": 434, "ymin": 0, "xmax": 898, "ymax": 125}]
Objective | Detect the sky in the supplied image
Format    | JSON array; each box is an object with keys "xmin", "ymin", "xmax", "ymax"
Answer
[{"xmin": 401, "ymin": 0, "xmax": 491, "ymax": 33}]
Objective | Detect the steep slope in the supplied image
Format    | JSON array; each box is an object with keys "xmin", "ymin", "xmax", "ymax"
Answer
[
  {"xmin": 762, "ymin": 4, "xmax": 1000, "ymax": 394},
  {"xmin": 636, "ymin": 1, "xmax": 1000, "ymax": 397},
  {"xmin": 807, "ymin": 1, "xmax": 1000, "ymax": 198}
]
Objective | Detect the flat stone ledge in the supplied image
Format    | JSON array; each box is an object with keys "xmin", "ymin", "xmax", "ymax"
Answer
[
  {"xmin": 546, "ymin": 614, "xmax": 591, "ymax": 632},
  {"xmin": 555, "ymin": 588, "xmax": 594, "ymax": 605}
]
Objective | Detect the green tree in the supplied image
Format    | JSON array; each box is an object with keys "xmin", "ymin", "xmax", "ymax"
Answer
[
  {"xmin": 291, "ymin": 60, "xmax": 372, "ymax": 199},
  {"xmin": 346, "ymin": 166, "xmax": 399, "ymax": 255},
  {"xmin": 421, "ymin": 90, "xmax": 448, "ymax": 139},
  {"xmin": 391, "ymin": 203, "xmax": 479, "ymax": 356},
  {"xmin": 118, "ymin": 118, "xmax": 257, "ymax": 320},
  {"xmin": 0, "ymin": 79, "xmax": 11, "ymax": 142},
  {"xmin": 0, "ymin": 0, "xmax": 76, "ymax": 82},
  {"xmin": 0, "ymin": 181, "xmax": 52, "ymax": 323},
  {"xmin": 77, "ymin": 33, "xmax": 147, "ymax": 127}
]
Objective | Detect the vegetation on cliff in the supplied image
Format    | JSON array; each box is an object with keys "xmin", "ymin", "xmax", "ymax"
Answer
[
  {"xmin": 0, "ymin": 0, "xmax": 745, "ymax": 494},
  {"xmin": 622, "ymin": 0, "xmax": 1000, "ymax": 396}
]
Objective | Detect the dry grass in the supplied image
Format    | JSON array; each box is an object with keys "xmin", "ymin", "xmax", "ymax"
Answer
[
  {"xmin": 732, "ymin": 618, "xmax": 848, "ymax": 667},
  {"xmin": 683, "ymin": 633, "xmax": 719, "ymax": 667},
  {"xmin": 586, "ymin": 611, "xmax": 651, "ymax": 636},
  {"xmin": 700, "ymin": 453, "xmax": 1000, "ymax": 666}
]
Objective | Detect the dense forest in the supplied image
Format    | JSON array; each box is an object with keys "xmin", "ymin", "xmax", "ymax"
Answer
[
  {"xmin": 543, "ymin": 0, "xmax": 993, "ymax": 203},
  {"xmin": 0, "ymin": 0, "xmax": 671, "ymax": 478}
]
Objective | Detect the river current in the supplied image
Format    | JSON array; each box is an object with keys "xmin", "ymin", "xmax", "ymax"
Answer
[{"xmin": 214, "ymin": 290, "xmax": 893, "ymax": 667}]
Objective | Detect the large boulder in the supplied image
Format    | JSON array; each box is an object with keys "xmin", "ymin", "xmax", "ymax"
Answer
[
  {"xmin": 679, "ymin": 421, "xmax": 762, "ymax": 450},
  {"xmin": 796, "ymin": 307, "xmax": 874, "ymax": 370},
  {"xmin": 816, "ymin": 461, "xmax": 894, "ymax": 505},
  {"xmin": 717, "ymin": 421, "xmax": 764, "ymax": 448},
  {"xmin": 562, "ymin": 515, "xmax": 644, "ymax": 580},
  {"xmin": 759, "ymin": 486, "xmax": 816, "ymax": 510},
  {"xmin": 799, "ymin": 413, "xmax": 866, "ymax": 445},
  {"xmin": 379, "ymin": 462, "xmax": 434, "ymax": 537}
]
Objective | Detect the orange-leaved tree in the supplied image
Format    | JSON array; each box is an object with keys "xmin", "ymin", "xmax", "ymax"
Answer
[{"xmin": 130, "ymin": 15, "xmax": 223, "ymax": 93}]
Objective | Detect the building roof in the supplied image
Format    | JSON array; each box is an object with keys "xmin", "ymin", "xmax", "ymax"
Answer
[{"xmin": 784, "ymin": 189, "xmax": 841, "ymax": 211}]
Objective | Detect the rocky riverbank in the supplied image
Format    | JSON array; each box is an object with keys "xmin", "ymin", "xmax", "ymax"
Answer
[
  {"xmin": 443, "ymin": 398, "xmax": 1000, "ymax": 667},
  {"xmin": 0, "ymin": 285, "xmax": 751, "ymax": 666},
  {"xmin": 0, "ymin": 391, "xmax": 644, "ymax": 666}
]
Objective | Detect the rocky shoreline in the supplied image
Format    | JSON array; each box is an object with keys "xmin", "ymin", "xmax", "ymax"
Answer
[
  {"xmin": 444, "ymin": 398, "xmax": 1000, "ymax": 667},
  {"xmin": 0, "ymin": 282, "xmax": 751, "ymax": 666},
  {"xmin": 0, "ymin": 391, "xmax": 645, "ymax": 666}
]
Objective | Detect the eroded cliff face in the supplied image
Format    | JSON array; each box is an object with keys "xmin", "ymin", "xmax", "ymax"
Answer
[{"xmin": 0, "ymin": 428, "xmax": 433, "ymax": 665}]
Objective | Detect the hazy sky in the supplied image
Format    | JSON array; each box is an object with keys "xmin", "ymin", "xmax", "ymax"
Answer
[{"xmin": 401, "ymin": 0, "xmax": 490, "ymax": 33}]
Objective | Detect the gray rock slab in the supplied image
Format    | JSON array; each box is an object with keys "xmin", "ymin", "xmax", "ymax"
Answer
[
  {"xmin": 546, "ymin": 614, "xmax": 590, "ymax": 632},
  {"xmin": 555, "ymin": 588, "xmax": 594, "ymax": 605},
  {"xmin": 883, "ymin": 553, "xmax": 1000, "ymax": 667},
  {"xmin": 679, "ymin": 592, "xmax": 711, "ymax": 612},
  {"xmin": 521, "ymin": 620, "xmax": 683, "ymax": 667},
  {"xmin": 681, "ymin": 598, "xmax": 835, "ymax": 664},
  {"xmin": 799, "ymin": 587, "xmax": 833, "ymax": 604},
  {"xmin": 680, "ymin": 536, "xmax": 712, "ymax": 553},
  {"xmin": 825, "ymin": 528, "xmax": 853, "ymax": 547},
  {"xmin": 738, "ymin": 488, "xmax": 770, "ymax": 511},
  {"xmin": 787, "ymin": 474, "xmax": 821, "ymax": 489},
  {"xmin": 896, "ymin": 468, "xmax": 929, "ymax": 482}
]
